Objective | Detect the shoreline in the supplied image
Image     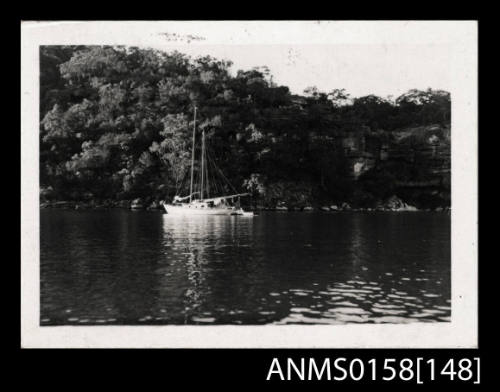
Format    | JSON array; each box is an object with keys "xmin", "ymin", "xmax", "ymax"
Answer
[{"xmin": 39, "ymin": 200, "xmax": 450, "ymax": 213}]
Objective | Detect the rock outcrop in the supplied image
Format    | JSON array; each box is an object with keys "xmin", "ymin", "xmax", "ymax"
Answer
[
  {"xmin": 131, "ymin": 198, "xmax": 145, "ymax": 210},
  {"xmin": 379, "ymin": 195, "xmax": 418, "ymax": 211},
  {"xmin": 340, "ymin": 124, "xmax": 450, "ymax": 209}
]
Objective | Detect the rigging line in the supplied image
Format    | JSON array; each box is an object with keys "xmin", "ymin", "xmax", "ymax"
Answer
[
  {"xmin": 200, "ymin": 130, "xmax": 206, "ymax": 200},
  {"xmin": 209, "ymin": 152, "xmax": 223, "ymax": 197},
  {"xmin": 183, "ymin": 165, "xmax": 190, "ymax": 194},
  {"xmin": 189, "ymin": 105, "xmax": 197, "ymax": 203},
  {"xmin": 206, "ymin": 139, "xmax": 212, "ymax": 198},
  {"xmin": 196, "ymin": 145, "xmax": 202, "ymax": 199},
  {"xmin": 204, "ymin": 143, "xmax": 227, "ymax": 186},
  {"xmin": 204, "ymin": 148, "xmax": 212, "ymax": 197},
  {"xmin": 205, "ymin": 145, "xmax": 218, "ymax": 195},
  {"xmin": 177, "ymin": 171, "xmax": 183, "ymax": 194},
  {"xmin": 205, "ymin": 150, "xmax": 210, "ymax": 198},
  {"xmin": 207, "ymin": 154, "xmax": 221, "ymax": 197},
  {"xmin": 197, "ymin": 162, "xmax": 202, "ymax": 200},
  {"xmin": 176, "ymin": 165, "xmax": 189, "ymax": 196},
  {"xmin": 211, "ymin": 152, "xmax": 238, "ymax": 194},
  {"xmin": 213, "ymin": 155, "xmax": 227, "ymax": 195},
  {"xmin": 193, "ymin": 160, "xmax": 199, "ymax": 200},
  {"xmin": 213, "ymin": 157, "xmax": 224, "ymax": 195},
  {"xmin": 206, "ymin": 145, "xmax": 226, "ymax": 195},
  {"xmin": 183, "ymin": 165, "xmax": 191, "ymax": 195},
  {"xmin": 175, "ymin": 174, "xmax": 181, "ymax": 195},
  {"xmin": 204, "ymin": 142, "xmax": 215, "ymax": 194},
  {"xmin": 209, "ymin": 154, "xmax": 216, "ymax": 197},
  {"xmin": 210, "ymin": 147, "xmax": 235, "ymax": 194},
  {"xmin": 175, "ymin": 173, "xmax": 182, "ymax": 195}
]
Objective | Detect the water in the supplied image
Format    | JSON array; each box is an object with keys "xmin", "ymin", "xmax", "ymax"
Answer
[{"xmin": 40, "ymin": 210, "xmax": 450, "ymax": 325}]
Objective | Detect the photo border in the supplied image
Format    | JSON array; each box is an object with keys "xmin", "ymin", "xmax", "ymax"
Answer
[{"xmin": 21, "ymin": 20, "xmax": 478, "ymax": 348}]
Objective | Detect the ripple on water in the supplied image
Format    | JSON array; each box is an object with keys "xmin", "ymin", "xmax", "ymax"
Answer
[
  {"xmin": 372, "ymin": 308, "xmax": 407, "ymax": 316},
  {"xmin": 372, "ymin": 303, "xmax": 404, "ymax": 309},
  {"xmin": 292, "ymin": 291, "xmax": 310, "ymax": 297},
  {"xmin": 347, "ymin": 280, "xmax": 366, "ymax": 285},
  {"xmin": 275, "ymin": 314, "xmax": 343, "ymax": 325},
  {"xmin": 334, "ymin": 314, "xmax": 369, "ymax": 323},
  {"xmin": 41, "ymin": 210, "xmax": 451, "ymax": 325},
  {"xmin": 373, "ymin": 316, "xmax": 419, "ymax": 324},
  {"xmin": 403, "ymin": 302, "xmax": 424, "ymax": 309},
  {"xmin": 362, "ymin": 285, "xmax": 381, "ymax": 291},
  {"xmin": 192, "ymin": 316, "xmax": 216, "ymax": 323},
  {"xmin": 411, "ymin": 309, "xmax": 446, "ymax": 317},
  {"xmin": 323, "ymin": 296, "xmax": 345, "ymax": 303},
  {"xmin": 328, "ymin": 307, "xmax": 370, "ymax": 315},
  {"xmin": 291, "ymin": 307, "xmax": 313, "ymax": 313},
  {"xmin": 331, "ymin": 288, "xmax": 374, "ymax": 294},
  {"xmin": 333, "ymin": 301, "xmax": 358, "ymax": 307}
]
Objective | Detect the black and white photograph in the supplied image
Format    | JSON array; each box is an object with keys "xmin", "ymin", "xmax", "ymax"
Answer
[{"xmin": 21, "ymin": 21, "xmax": 477, "ymax": 348}]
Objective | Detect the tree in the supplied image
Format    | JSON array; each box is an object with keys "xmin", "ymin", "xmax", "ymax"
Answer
[
  {"xmin": 39, "ymin": 45, "xmax": 451, "ymax": 208},
  {"xmin": 328, "ymin": 88, "xmax": 351, "ymax": 108}
]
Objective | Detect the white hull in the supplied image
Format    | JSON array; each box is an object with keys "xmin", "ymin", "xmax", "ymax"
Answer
[{"xmin": 163, "ymin": 204, "xmax": 253, "ymax": 216}]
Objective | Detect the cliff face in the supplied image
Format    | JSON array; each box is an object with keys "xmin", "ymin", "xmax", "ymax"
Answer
[{"xmin": 343, "ymin": 124, "xmax": 451, "ymax": 209}]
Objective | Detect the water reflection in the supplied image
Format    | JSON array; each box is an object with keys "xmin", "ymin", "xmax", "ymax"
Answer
[{"xmin": 40, "ymin": 210, "xmax": 450, "ymax": 325}]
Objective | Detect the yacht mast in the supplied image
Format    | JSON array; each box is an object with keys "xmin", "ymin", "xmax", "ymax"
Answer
[
  {"xmin": 200, "ymin": 128, "xmax": 206, "ymax": 200},
  {"xmin": 189, "ymin": 106, "xmax": 197, "ymax": 203}
]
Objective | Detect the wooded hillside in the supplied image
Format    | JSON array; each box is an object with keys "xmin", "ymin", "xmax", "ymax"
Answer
[{"xmin": 40, "ymin": 46, "xmax": 451, "ymax": 209}]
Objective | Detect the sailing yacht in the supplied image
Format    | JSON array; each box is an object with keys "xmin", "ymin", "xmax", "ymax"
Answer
[{"xmin": 163, "ymin": 107, "xmax": 254, "ymax": 216}]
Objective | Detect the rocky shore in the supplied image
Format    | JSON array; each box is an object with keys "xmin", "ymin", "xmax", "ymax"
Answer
[
  {"xmin": 40, "ymin": 198, "xmax": 165, "ymax": 211},
  {"xmin": 40, "ymin": 195, "xmax": 450, "ymax": 213},
  {"xmin": 252, "ymin": 195, "xmax": 449, "ymax": 212}
]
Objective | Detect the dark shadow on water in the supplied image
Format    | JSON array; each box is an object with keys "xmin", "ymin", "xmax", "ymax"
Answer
[{"xmin": 40, "ymin": 210, "xmax": 451, "ymax": 325}]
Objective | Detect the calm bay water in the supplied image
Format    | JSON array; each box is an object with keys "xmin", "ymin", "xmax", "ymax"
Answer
[{"xmin": 40, "ymin": 210, "xmax": 450, "ymax": 325}]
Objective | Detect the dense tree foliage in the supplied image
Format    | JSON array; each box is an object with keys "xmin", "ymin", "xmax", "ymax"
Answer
[{"xmin": 40, "ymin": 46, "xmax": 451, "ymax": 207}]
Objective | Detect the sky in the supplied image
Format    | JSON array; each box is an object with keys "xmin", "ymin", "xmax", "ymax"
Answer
[
  {"xmin": 26, "ymin": 21, "xmax": 455, "ymax": 99},
  {"xmin": 148, "ymin": 43, "xmax": 451, "ymax": 99}
]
